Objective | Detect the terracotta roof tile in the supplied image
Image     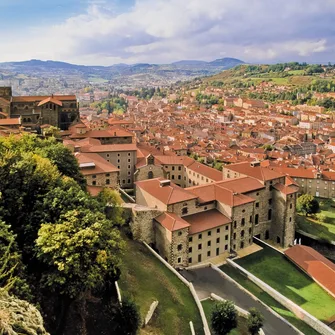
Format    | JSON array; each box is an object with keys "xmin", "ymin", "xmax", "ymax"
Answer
[{"xmin": 155, "ymin": 212, "xmax": 190, "ymax": 232}]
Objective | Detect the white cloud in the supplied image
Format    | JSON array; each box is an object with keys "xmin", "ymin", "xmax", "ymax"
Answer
[{"xmin": 0, "ymin": 0, "xmax": 334, "ymax": 65}]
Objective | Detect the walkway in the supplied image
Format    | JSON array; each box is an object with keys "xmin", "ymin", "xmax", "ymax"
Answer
[{"xmin": 181, "ymin": 267, "xmax": 299, "ymax": 335}]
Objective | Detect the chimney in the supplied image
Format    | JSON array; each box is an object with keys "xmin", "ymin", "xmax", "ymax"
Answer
[{"xmin": 159, "ymin": 180, "xmax": 171, "ymax": 187}]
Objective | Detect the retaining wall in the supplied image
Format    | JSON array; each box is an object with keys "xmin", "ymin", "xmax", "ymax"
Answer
[{"xmin": 143, "ymin": 242, "xmax": 211, "ymax": 335}]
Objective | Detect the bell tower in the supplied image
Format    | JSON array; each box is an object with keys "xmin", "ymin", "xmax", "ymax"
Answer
[{"xmin": 0, "ymin": 87, "xmax": 12, "ymax": 101}]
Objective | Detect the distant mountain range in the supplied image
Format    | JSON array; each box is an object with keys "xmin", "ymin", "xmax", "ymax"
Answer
[{"xmin": 0, "ymin": 57, "xmax": 245, "ymax": 86}]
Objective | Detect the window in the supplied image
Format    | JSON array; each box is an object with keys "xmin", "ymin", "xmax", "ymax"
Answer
[
  {"xmin": 241, "ymin": 230, "xmax": 245, "ymax": 237},
  {"xmin": 225, "ymin": 244, "xmax": 228, "ymax": 251},
  {"xmin": 189, "ymin": 247, "xmax": 192, "ymax": 253},
  {"xmin": 198, "ymin": 233, "xmax": 202, "ymax": 240},
  {"xmin": 128, "ymin": 171, "xmax": 131, "ymax": 176},
  {"xmin": 128, "ymin": 165, "xmax": 131, "ymax": 169},
  {"xmin": 217, "ymin": 228, "xmax": 221, "ymax": 233},
  {"xmin": 216, "ymin": 248, "xmax": 220, "ymax": 256},
  {"xmin": 178, "ymin": 231, "xmax": 182, "ymax": 236},
  {"xmin": 178, "ymin": 175, "xmax": 181, "ymax": 180},
  {"xmin": 178, "ymin": 166, "xmax": 181, "ymax": 171},
  {"xmin": 241, "ymin": 218, "xmax": 245, "ymax": 226},
  {"xmin": 255, "ymin": 214, "xmax": 259, "ymax": 225},
  {"xmin": 268, "ymin": 209, "xmax": 272, "ymax": 220},
  {"xmin": 92, "ymin": 175, "xmax": 96, "ymax": 179},
  {"xmin": 189, "ymin": 237, "xmax": 193, "ymax": 242},
  {"xmin": 107, "ymin": 154, "xmax": 110, "ymax": 158},
  {"xmin": 208, "ymin": 231, "xmax": 211, "ymax": 236},
  {"xmin": 182, "ymin": 207, "xmax": 188, "ymax": 215},
  {"xmin": 177, "ymin": 257, "xmax": 181, "ymax": 264},
  {"xmin": 92, "ymin": 181, "xmax": 96, "ymax": 186},
  {"xmin": 256, "ymin": 202, "xmax": 259, "ymax": 208},
  {"xmin": 148, "ymin": 171, "xmax": 154, "ymax": 179},
  {"xmin": 233, "ymin": 244, "xmax": 236, "ymax": 250},
  {"xmin": 198, "ymin": 244, "xmax": 202, "ymax": 250},
  {"xmin": 225, "ymin": 235, "xmax": 228, "ymax": 241},
  {"xmin": 249, "ymin": 216, "xmax": 253, "ymax": 223},
  {"xmin": 106, "ymin": 173, "xmax": 110, "ymax": 177},
  {"xmin": 249, "ymin": 228, "xmax": 252, "ymax": 234},
  {"xmin": 106, "ymin": 179, "xmax": 110, "ymax": 185},
  {"xmin": 290, "ymin": 203, "xmax": 293, "ymax": 209},
  {"xmin": 127, "ymin": 179, "xmax": 131, "ymax": 183},
  {"xmin": 240, "ymin": 241, "xmax": 244, "ymax": 249},
  {"xmin": 198, "ymin": 254, "xmax": 202, "ymax": 262},
  {"xmin": 128, "ymin": 159, "xmax": 131, "ymax": 163},
  {"xmin": 289, "ymin": 217, "xmax": 292, "ymax": 222},
  {"xmin": 172, "ymin": 166, "xmax": 175, "ymax": 171},
  {"xmin": 118, "ymin": 166, "xmax": 120, "ymax": 169},
  {"xmin": 117, "ymin": 159, "xmax": 120, "ymax": 163},
  {"xmin": 207, "ymin": 241, "xmax": 211, "ymax": 247},
  {"xmin": 242, "ymin": 209, "xmax": 245, "ymax": 213},
  {"xmin": 117, "ymin": 153, "xmax": 120, "ymax": 157},
  {"xmin": 177, "ymin": 244, "xmax": 182, "ymax": 251},
  {"xmin": 233, "ymin": 233, "xmax": 236, "ymax": 239},
  {"xmin": 204, "ymin": 206, "xmax": 207, "ymax": 210},
  {"xmin": 172, "ymin": 175, "xmax": 175, "ymax": 179},
  {"xmin": 225, "ymin": 226, "xmax": 229, "ymax": 231},
  {"xmin": 207, "ymin": 251, "xmax": 211, "ymax": 257},
  {"xmin": 268, "ymin": 198, "xmax": 272, "ymax": 205},
  {"xmin": 122, "ymin": 180, "xmax": 126, "ymax": 184},
  {"xmin": 234, "ymin": 221, "xmax": 237, "ymax": 228},
  {"xmin": 216, "ymin": 237, "xmax": 220, "ymax": 243},
  {"xmin": 128, "ymin": 153, "xmax": 131, "ymax": 156},
  {"xmin": 189, "ymin": 257, "xmax": 192, "ymax": 263}
]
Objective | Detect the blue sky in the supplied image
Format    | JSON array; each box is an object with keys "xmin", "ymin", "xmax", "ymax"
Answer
[{"xmin": 0, "ymin": 0, "xmax": 334, "ymax": 65}]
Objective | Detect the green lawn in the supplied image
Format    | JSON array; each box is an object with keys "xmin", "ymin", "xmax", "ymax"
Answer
[
  {"xmin": 119, "ymin": 237, "xmax": 204, "ymax": 335},
  {"xmin": 219, "ymin": 264, "xmax": 319, "ymax": 335},
  {"xmin": 201, "ymin": 299, "xmax": 249, "ymax": 335},
  {"xmin": 234, "ymin": 248, "xmax": 335, "ymax": 322},
  {"xmin": 296, "ymin": 198, "xmax": 335, "ymax": 242},
  {"xmin": 296, "ymin": 215, "xmax": 335, "ymax": 242}
]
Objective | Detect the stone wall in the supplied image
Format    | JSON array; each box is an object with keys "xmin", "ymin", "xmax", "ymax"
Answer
[
  {"xmin": 227, "ymin": 259, "xmax": 335, "ymax": 335},
  {"xmin": 135, "ymin": 164, "xmax": 165, "ymax": 182},
  {"xmin": 155, "ymin": 221, "xmax": 173, "ymax": 262},
  {"xmin": 84, "ymin": 171, "xmax": 118, "ymax": 188},
  {"xmin": 231, "ymin": 202, "xmax": 254, "ymax": 252},
  {"xmin": 170, "ymin": 228, "xmax": 189, "ymax": 267}
]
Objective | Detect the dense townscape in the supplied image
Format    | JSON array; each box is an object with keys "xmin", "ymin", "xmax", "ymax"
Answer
[{"xmin": 0, "ymin": 62, "xmax": 335, "ymax": 335}]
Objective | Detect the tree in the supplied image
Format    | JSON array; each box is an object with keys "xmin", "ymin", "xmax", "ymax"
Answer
[
  {"xmin": 247, "ymin": 308, "xmax": 264, "ymax": 335},
  {"xmin": 114, "ymin": 298, "xmax": 141, "ymax": 335},
  {"xmin": 36, "ymin": 209, "xmax": 125, "ymax": 298},
  {"xmin": 297, "ymin": 194, "xmax": 319, "ymax": 216},
  {"xmin": 211, "ymin": 300, "xmax": 238, "ymax": 335}
]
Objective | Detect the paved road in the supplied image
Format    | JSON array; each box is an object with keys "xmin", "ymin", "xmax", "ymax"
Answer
[{"xmin": 181, "ymin": 267, "xmax": 299, "ymax": 335}]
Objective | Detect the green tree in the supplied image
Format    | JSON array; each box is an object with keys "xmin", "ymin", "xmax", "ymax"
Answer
[
  {"xmin": 247, "ymin": 308, "xmax": 264, "ymax": 335},
  {"xmin": 211, "ymin": 300, "xmax": 238, "ymax": 335},
  {"xmin": 36, "ymin": 209, "xmax": 124, "ymax": 298},
  {"xmin": 297, "ymin": 194, "xmax": 319, "ymax": 216},
  {"xmin": 114, "ymin": 298, "xmax": 141, "ymax": 335}
]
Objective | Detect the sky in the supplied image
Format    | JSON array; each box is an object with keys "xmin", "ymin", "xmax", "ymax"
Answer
[{"xmin": 0, "ymin": 0, "xmax": 334, "ymax": 66}]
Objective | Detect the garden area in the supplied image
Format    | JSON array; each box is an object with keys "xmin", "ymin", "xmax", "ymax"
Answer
[
  {"xmin": 118, "ymin": 237, "xmax": 204, "ymax": 335},
  {"xmin": 219, "ymin": 264, "xmax": 319, "ymax": 335},
  {"xmin": 296, "ymin": 196, "xmax": 335, "ymax": 242},
  {"xmin": 233, "ymin": 247, "xmax": 335, "ymax": 323},
  {"xmin": 201, "ymin": 299, "xmax": 249, "ymax": 335}
]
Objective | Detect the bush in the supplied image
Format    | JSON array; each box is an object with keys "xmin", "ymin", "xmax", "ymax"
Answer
[
  {"xmin": 316, "ymin": 213, "xmax": 329, "ymax": 223},
  {"xmin": 211, "ymin": 300, "xmax": 237, "ymax": 335},
  {"xmin": 247, "ymin": 308, "xmax": 264, "ymax": 335}
]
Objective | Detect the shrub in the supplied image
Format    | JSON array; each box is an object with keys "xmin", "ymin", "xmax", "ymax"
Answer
[{"xmin": 211, "ymin": 300, "xmax": 238, "ymax": 335}]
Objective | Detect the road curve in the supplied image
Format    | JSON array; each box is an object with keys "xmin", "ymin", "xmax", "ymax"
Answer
[{"xmin": 180, "ymin": 267, "xmax": 299, "ymax": 335}]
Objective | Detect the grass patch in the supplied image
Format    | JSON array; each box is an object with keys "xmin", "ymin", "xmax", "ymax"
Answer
[
  {"xmin": 296, "ymin": 215, "xmax": 335, "ymax": 242},
  {"xmin": 201, "ymin": 299, "xmax": 249, "ymax": 335},
  {"xmin": 234, "ymin": 248, "xmax": 335, "ymax": 322},
  {"xmin": 219, "ymin": 264, "xmax": 320, "ymax": 335},
  {"xmin": 88, "ymin": 76, "xmax": 109, "ymax": 83},
  {"xmin": 296, "ymin": 198, "xmax": 335, "ymax": 242},
  {"xmin": 119, "ymin": 237, "xmax": 204, "ymax": 335},
  {"xmin": 288, "ymin": 75, "xmax": 315, "ymax": 86}
]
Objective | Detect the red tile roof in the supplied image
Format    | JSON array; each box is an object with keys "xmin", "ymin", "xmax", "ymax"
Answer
[
  {"xmin": 12, "ymin": 95, "xmax": 76, "ymax": 102},
  {"xmin": 285, "ymin": 245, "xmax": 335, "ymax": 298},
  {"xmin": 37, "ymin": 97, "xmax": 63, "ymax": 107},
  {"xmin": 226, "ymin": 162, "xmax": 284, "ymax": 181},
  {"xmin": 183, "ymin": 209, "xmax": 231, "ymax": 234},
  {"xmin": 76, "ymin": 152, "xmax": 119, "ymax": 175},
  {"xmin": 155, "ymin": 212, "xmax": 190, "ymax": 232},
  {"xmin": 135, "ymin": 178, "xmax": 198, "ymax": 205}
]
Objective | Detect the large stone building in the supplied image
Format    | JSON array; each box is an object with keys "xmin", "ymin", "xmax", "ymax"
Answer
[
  {"xmin": 133, "ymin": 161, "xmax": 298, "ymax": 268},
  {"xmin": 0, "ymin": 87, "xmax": 79, "ymax": 130}
]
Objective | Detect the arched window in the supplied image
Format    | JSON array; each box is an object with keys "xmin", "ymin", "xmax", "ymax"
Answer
[
  {"xmin": 241, "ymin": 230, "xmax": 245, "ymax": 237},
  {"xmin": 148, "ymin": 171, "xmax": 154, "ymax": 179},
  {"xmin": 182, "ymin": 206, "xmax": 188, "ymax": 215},
  {"xmin": 147, "ymin": 155, "xmax": 154, "ymax": 165}
]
